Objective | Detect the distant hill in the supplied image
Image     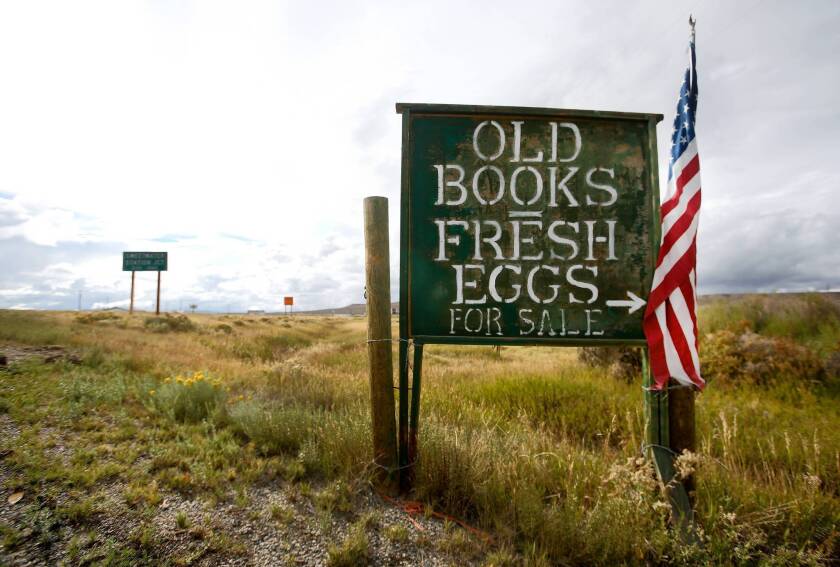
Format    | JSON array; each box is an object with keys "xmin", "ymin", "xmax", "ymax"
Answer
[
  {"xmin": 294, "ymin": 292, "xmax": 840, "ymax": 316},
  {"xmin": 294, "ymin": 302, "xmax": 398, "ymax": 316},
  {"xmin": 699, "ymin": 291, "xmax": 840, "ymax": 306}
]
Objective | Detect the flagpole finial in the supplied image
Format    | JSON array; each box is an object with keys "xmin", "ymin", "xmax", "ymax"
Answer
[{"xmin": 688, "ymin": 14, "xmax": 696, "ymax": 41}]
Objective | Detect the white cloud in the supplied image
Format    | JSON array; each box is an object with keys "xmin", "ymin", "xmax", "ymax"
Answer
[{"xmin": 0, "ymin": 1, "xmax": 838, "ymax": 310}]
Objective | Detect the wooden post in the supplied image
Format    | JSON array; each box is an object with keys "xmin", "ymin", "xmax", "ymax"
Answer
[
  {"xmin": 129, "ymin": 271, "xmax": 136, "ymax": 315},
  {"xmin": 156, "ymin": 271, "xmax": 162, "ymax": 315},
  {"xmin": 363, "ymin": 197, "xmax": 399, "ymax": 491},
  {"xmin": 398, "ymin": 336, "xmax": 409, "ymax": 491},
  {"xmin": 407, "ymin": 343, "xmax": 423, "ymax": 485},
  {"xmin": 643, "ymin": 350, "xmax": 697, "ymax": 541},
  {"xmin": 668, "ymin": 380, "xmax": 696, "ymax": 497}
]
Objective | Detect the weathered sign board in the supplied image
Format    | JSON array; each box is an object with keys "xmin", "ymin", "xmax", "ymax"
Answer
[
  {"xmin": 123, "ymin": 252, "xmax": 168, "ymax": 272},
  {"xmin": 284, "ymin": 296, "xmax": 294, "ymax": 306},
  {"xmin": 397, "ymin": 103, "xmax": 663, "ymax": 345}
]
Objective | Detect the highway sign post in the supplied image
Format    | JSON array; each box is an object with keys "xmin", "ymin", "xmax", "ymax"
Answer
[{"xmin": 123, "ymin": 252, "xmax": 168, "ymax": 315}]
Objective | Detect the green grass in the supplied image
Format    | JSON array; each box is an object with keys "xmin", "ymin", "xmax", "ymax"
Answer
[
  {"xmin": 0, "ymin": 310, "xmax": 71, "ymax": 344},
  {"xmin": 148, "ymin": 371, "xmax": 227, "ymax": 423},
  {"xmin": 231, "ymin": 334, "xmax": 312, "ymax": 363},
  {"xmin": 228, "ymin": 401, "xmax": 317, "ymax": 456},
  {"xmin": 143, "ymin": 313, "xmax": 196, "ymax": 333},
  {"xmin": 0, "ymin": 300, "xmax": 837, "ymax": 564},
  {"xmin": 383, "ymin": 523, "xmax": 409, "ymax": 543},
  {"xmin": 327, "ymin": 523, "xmax": 371, "ymax": 567}
]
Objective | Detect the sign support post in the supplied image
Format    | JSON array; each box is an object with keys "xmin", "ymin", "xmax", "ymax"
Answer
[
  {"xmin": 643, "ymin": 352, "xmax": 697, "ymax": 541},
  {"xmin": 407, "ymin": 343, "xmax": 424, "ymax": 486},
  {"xmin": 130, "ymin": 271, "xmax": 136, "ymax": 315},
  {"xmin": 363, "ymin": 197, "xmax": 399, "ymax": 492},
  {"xmin": 156, "ymin": 271, "xmax": 162, "ymax": 315},
  {"xmin": 669, "ymin": 382, "xmax": 696, "ymax": 495},
  {"xmin": 397, "ymin": 340, "xmax": 409, "ymax": 491}
]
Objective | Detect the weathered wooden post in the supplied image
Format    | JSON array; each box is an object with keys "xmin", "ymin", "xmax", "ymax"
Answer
[
  {"xmin": 644, "ymin": 355, "xmax": 696, "ymax": 541},
  {"xmin": 364, "ymin": 196, "xmax": 399, "ymax": 491},
  {"xmin": 669, "ymin": 381, "xmax": 696, "ymax": 495}
]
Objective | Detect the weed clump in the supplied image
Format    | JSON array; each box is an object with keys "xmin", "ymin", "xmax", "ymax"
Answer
[
  {"xmin": 228, "ymin": 401, "xmax": 316, "ymax": 456},
  {"xmin": 313, "ymin": 480, "xmax": 353, "ymax": 514},
  {"xmin": 75, "ymin": 312, "xmax": 120, "ymax": 324},
  {"xmin": 265, "ymin": 363, "xmax": 359, "ymax": 410},
  {"xmin": 231, "ymin": 334, "xmax": 311, "ymax": 363},
  {"xmin": 825, "ymin": 347, "xmax": 840, "ymax": 380},
  {"xmin": 269, "ymin": 503, "xmax": 294, "ymax": 525},
  {"xmin": 383, "ymin": 524, "xmax": 409, "ymax": 543},
  {"xmin": 150, "ymin": 371, "xmax": 226, "ymax": 422},
  {"xmin": 701, "ymin": 293, "xmax": 840, "ymax": 354},
  {"xmin": 702, "ymin": 330, "xmax": 825, "ymax": 387},
  {"xmin": 577, "ymin": 346, "xmax": 642, "ymax": 382},
  {"xmin": 327, "ymin": 524, "xmax": 370, "ymax": 567},
  {"xmin": 215, "ymin": 323, "xmax": 233, "ymax": 334},
  {"xmin": 143, "ymin": 314, "xmax": 196, "ymax": 333}
]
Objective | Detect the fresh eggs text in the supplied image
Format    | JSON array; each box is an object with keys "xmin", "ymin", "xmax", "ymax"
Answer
[{"xmin": 432, "ymin": 119, "xmax": 623, "ymax": 338}]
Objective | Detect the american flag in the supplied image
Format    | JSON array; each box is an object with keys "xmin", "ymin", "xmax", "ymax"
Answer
[{"xmin": 643, "ymin": 22, "xmax": 704, "ymax": 390}]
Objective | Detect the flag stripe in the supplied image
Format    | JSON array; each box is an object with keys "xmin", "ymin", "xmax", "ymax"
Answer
[
  {"xmin": 670, "ymin": 285, "xmax": 700, "ymax": 381},
  {"xmin": 661, "ymin": 153, "xmax": 700, "ymax": 218},
  {"xmin": 659, "ymin": 189, "xmax": 701, "ymax": 262},
  {"xmin": 662, "ymin": 166, "xmax": 701, "ymax": 231},
  {"xmin": 650, "ymin": 209, "xmax": 699, "ymax": 291},
  {"xmin": 648, "ymin": 242, "xmax": 696, "ymax": 309},
  {"xmin": 646, "ymin": 305, "xmax": 670, "ymax": 379}
]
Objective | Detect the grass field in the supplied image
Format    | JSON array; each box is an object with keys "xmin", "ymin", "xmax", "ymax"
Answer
[{"xmin": 0, "ymin": 294, "xmax": 838, "ymax": 565}]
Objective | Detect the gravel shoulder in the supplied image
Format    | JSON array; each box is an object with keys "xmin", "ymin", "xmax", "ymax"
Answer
[{"xmin": 0, "ymin": 402, "xmax": 488, "ymax": 566}]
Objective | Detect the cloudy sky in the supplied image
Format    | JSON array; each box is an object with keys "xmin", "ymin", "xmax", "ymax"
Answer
[{"xmin": 1, "ymin": 0, "xmax": 837, "ymax": 312}]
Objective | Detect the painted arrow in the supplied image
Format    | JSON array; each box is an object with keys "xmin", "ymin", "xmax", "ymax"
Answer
[{"xmin": 606, "ymin": 291, "xmax": 646, "ymax": 314}]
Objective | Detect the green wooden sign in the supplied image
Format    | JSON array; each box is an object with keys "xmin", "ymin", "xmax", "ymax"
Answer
[
  {"xmin": 123, "ymin": 251, "xmax": 168, "ymax": 272},
  {"xmin": 397, "ymin": 103, "xmax": 663, "ymax": 345}
]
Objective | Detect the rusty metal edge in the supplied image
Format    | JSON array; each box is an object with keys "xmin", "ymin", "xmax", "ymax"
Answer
[{"xmin": 396, "ymin": 102, "xmax": 663, "ymax": 123}]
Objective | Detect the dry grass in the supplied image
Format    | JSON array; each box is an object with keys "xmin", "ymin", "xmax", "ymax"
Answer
[{"xmin": 0, "ymin": 301, "xmax": 838, "ymax": 564}]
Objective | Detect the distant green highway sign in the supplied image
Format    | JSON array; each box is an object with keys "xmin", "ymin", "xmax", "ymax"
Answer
[{"xmin": 123, "ymin": 252, "xmax": 168, "ymax": 272}]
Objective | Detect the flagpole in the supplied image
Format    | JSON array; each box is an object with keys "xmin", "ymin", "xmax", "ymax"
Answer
[
  {"xmin": 669, "ymin": 11, "xmax": 699, "ymax": 511},
  {"xmin": 643, "ymin": 15, "xmax": 700, "ymax": 542}
]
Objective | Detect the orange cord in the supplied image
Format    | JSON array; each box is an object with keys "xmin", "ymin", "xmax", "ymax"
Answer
[{"xmin": 381, "ymin": 494, "xmax": 494, "ymax": 544}]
